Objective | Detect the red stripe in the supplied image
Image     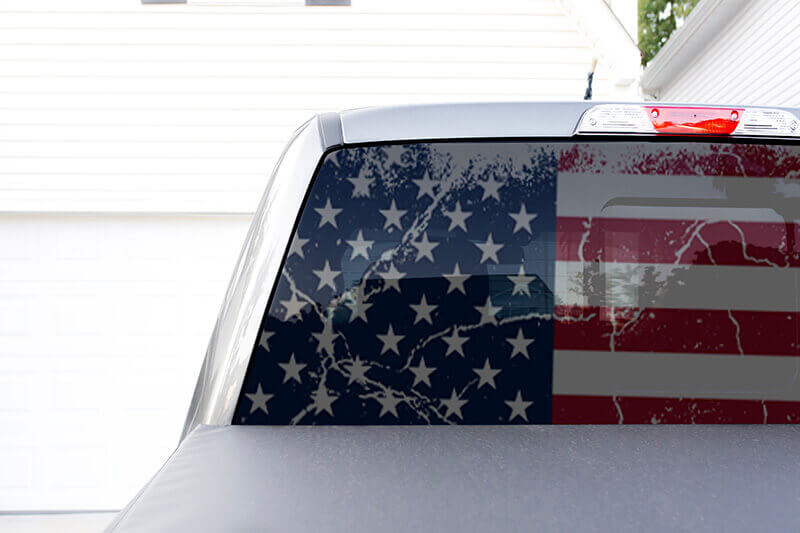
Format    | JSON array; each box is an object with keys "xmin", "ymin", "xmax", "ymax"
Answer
[
  {"xmin": 553, "ymin": 394, "xmax": 800, "ymax": 424},
  {"xmin": 554, "ymin": 306, "xmax": 800, "ymax": 356},
  {"xmin": 558, "ymin": 143, "xmax": 800, "ymax": 177},
  {"xmin": 557, "ymin": 217, "xmax": 800, "ymax": 267}
]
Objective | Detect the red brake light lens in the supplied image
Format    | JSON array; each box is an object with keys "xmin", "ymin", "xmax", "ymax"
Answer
[
  {"xmin": 645, "ymin": 106, "xmax": 744, "ymax": 135},
  {"xmin": 577, "ymin": 104, "xmax": 800, "ymax": 137}
]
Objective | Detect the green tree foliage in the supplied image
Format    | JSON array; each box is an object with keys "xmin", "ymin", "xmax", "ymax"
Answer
[{"xmin": 639, "ymin": 0, "xmax": 700, "ymax": 66}]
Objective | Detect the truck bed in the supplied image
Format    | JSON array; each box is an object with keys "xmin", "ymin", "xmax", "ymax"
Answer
[{"xmin": 107, "ymin": 424, "xmax": 800, "ymax": 532}]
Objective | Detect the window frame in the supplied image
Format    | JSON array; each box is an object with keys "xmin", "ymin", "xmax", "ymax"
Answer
[{"xmin": 226, "ymin": 134, "xmax": 800, "ymax": 427}]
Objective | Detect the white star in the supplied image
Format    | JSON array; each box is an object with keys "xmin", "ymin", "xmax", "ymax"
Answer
[
  {"xmin": 408, "ymin": 357, "xmax": 436, "ymax": 388},
  {"xmin": 410, "ymin": 294, "xmax": 436, "ymax": 324},
  {"xmin": 288, "ymin": 235, "xmax": 309, "ymax": 259},
  {"xmin": 280, "ymin": 292, "xmax": 307, "ymax": 320},
  {"xmin": 375, "ymin": 391, "xmax": 403, "ymax": 418},
  {"xmin": 377, "ymin": 324, "xmax": 404, "ymax": 355},
  {"xmin": 442, "ymin": 327, "xmax": 468, "ymax": 357},
  {"xmin": 506, "ymin": 328, "xmax": 534, "ymax": 359},
  {"xmin": 258, "ymin": 331, "xmax": 274, "ymax": 352},
  {"xmin": 443, "ymin": 201, "xmax": 471, "ymax": 232},
  {"xmin": 479, "ymin": 175, "xmax": 503, "ymax": 201},
  {"xmin": 245, "ymin": 384, "xmax": 273, "ymax": 415},
  {"xmin": 411, "ymin": 232, "xmax": 438, "ymax": 263},
  {"xmin": 475, "ymin": 296, "xmax": 501, "ymax": 326},
  {"xmin": 312, "ymin": 384, "xmax": 337, "ymax": 416},
  {"xmin": 313, "ymin": 260, "xmax": 341, "ymax": 292},
  {"xmin": 345, "ymin": 356, "xmax": 370, "ymax": 385},
  {"xmin": 346, "ymin": 230, "xmax": 374, "ymax": 261},
  {"xmin": 475, "ymin": 233, "xmax": 504, "ymax": 264},
  {"xmin": 508, "ymin": 264, "xmax": 534, "ymax": 296},
  {"xmin": 312, "ymin": 320, "xmax": 336, "ymax": 356},
  {"xmin": 278, "ymin": 354, "xmax": 306, "ymax": 384},
  {"xmin": 379, "ymin": 199, "xmax": 406, "ymax": 231},
  {"xmin": 378, "ymin": 263, "xmax": 406, "ymax": 293},
  {"xmin": 413, "ymin": 170, "xmax": 438, "ymax": 200},
  {"xmin": 314, "ymin": 198, "xmax": 342, "ymax": 229},
  {"xmin": 509, "ymin": 204, "xmax": 538, "ymax": 234},
  {"xmin": 347, "ymin": 174, "xmax": 373, "ymax": 198},
  {"xmin": 346, "ymin": 295, "xmax": 372, "ymax": 323},
  {"xmin": 440, "ymin": 388, "xmax": 468, "ymax": 420},
  {"xmin": 473, "ymin": 357, "xmax": 501, "ymax": 389},
  {"xmin": 444, "ymin": 263, "xmax": 469, "ymax": 294},
  {"xmin": 506, "ymin": 390, "xmax": 533, "ymax": 422}
]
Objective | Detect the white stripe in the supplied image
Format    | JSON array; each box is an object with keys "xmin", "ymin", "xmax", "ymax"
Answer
[
  {"xmin": 557, "ymin": 172, "xmax": 800, "ymax": 222},
  {"xmin": 554, "ymin": 350, "xmax": 800, "ymax": 402},
  {"xmin": 555, "ymin": 260, "xmax": 800, "ymax": 312}
]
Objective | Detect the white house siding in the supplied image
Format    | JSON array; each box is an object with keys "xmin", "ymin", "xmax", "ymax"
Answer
[
  {"xmin": 0, "ymin": 0, "xmax": 639, "ymax": 510},
  {"xmin": 651, "ymin": 0, "xmax": 800, "ymax": 106}
]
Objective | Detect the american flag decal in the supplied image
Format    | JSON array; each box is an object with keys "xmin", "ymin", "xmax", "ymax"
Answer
[{"xmin": 236, "ymin": 141, "xmax": 800, "ymax": 424}]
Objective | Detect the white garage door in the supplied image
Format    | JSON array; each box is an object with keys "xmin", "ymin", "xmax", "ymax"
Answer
[{"xmin": 0, "ymin": 214, "xmax": 250, "ymax": 509}]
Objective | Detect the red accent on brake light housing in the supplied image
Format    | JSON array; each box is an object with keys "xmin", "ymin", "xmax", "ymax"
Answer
[{"xmin": 645, "ymin": 106, "xmax": 744, "ymax": 135}]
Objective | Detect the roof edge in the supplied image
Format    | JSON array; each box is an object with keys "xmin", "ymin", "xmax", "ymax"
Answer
[
  {"xmin": 339, "ymin": 102, "xmax": 597, "ymax": 144},
  {"xmin": 337, "ymin": 101, "xmax": 800, "ymax": 145},
  {"xmin": 641, "ymin": 0, "xmax": 748, "ymax": 96}
]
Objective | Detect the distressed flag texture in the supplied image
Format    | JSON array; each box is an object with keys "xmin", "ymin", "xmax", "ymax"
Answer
[
  {"xmin": 235, "ymin": 140, "xmax": 800, "ymax": 425},
  {"xmin": 553, "ymin": 142, "xmax": 800, "ymax": 423}
]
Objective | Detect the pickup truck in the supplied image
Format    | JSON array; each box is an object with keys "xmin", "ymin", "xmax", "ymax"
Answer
[{"xmin": 107, "ymin": 102, "xmax": 800, "ymax": 532}]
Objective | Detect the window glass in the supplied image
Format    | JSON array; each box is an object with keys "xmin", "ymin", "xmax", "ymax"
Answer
[{"xmin": 236, "ymin": 140, "xmax": 800, "ymax": 424}]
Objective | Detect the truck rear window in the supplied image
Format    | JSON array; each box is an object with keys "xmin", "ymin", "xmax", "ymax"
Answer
[{"xmin": 236, "ymin": 140, "xmax": 800, "ymax": 424}]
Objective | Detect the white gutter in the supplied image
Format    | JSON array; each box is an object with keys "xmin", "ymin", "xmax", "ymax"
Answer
[
  {"xmin": 641, "ymin": 0, "xmax": 748, "ymax": 98},
  {"xmin": 557, "ymin": 0, "xmax": 642, "ymax": 94}
]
